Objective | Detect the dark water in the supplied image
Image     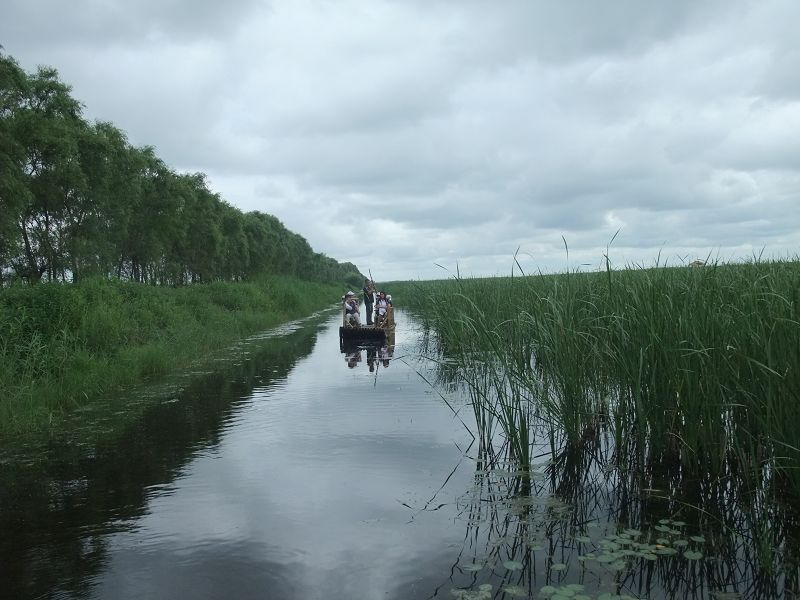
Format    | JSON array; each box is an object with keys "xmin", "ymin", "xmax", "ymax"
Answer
[{"xmin": 0, "ymin": 309, "xmax": 480, "ymax": 600}]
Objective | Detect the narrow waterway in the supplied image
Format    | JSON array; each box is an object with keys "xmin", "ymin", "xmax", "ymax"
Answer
[{"xmin": 1, "ymin": 309, "xmax": 478, "ymax": 600}]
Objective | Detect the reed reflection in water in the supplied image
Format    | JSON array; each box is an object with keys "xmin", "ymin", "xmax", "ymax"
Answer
[{"xmin": 422, "ymin": 336, "xmax": 800, "ymax": 600}]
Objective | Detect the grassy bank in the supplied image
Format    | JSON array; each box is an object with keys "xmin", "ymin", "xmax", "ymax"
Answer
[
  {"xmin": 392, "ymin": 259, "xmax": 800, "ymax": 494},
  {"xmin": 0, "ymin": 276, "xmax": 341, "ymax": 433}
]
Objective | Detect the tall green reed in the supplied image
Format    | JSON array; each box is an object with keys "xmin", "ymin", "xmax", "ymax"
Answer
[{"xmin": 396, "ymin": 259, "xmax": 800, "ymax": 495}]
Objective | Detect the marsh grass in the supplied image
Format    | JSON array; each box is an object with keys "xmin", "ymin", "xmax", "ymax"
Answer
[
  {"xmin": 396, "ymin": 260, "xmax": 800, "ymax": 490},
  {"xmin": 0, "ymin": 276, "xmax": 341, "ymax": 433},
  {"xmin": 394, "ymin": 259, "xmax": 800, "ymax": 594}
]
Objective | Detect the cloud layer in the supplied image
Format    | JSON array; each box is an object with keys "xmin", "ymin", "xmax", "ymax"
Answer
[{"xmin": 3, "ymin": 0, "xmax": 798, "ymax": 279}]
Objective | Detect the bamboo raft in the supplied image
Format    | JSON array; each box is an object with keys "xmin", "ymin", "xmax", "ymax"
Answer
[
  {"xmin": 339, "ymin": 299, "xmax": 395, "ymax": 343},
  {"xmin": 339, "ymin": 325, "xmax": 388, "ymax": 341}
]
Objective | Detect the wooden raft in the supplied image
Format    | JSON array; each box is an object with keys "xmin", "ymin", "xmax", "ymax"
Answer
[{"xmin": 339, "ymin": 300, "xmax": 395, "ymax": 343}]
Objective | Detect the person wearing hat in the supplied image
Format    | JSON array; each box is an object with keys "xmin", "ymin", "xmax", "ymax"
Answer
[{"xmin": 343, "ymin": 291, "xmax": 361, "ymax": 326}]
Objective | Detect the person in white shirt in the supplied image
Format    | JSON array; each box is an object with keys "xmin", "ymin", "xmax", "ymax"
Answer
[{"xmin": 375, "ymin": 291, "xmax": 389, "ymax": 325}]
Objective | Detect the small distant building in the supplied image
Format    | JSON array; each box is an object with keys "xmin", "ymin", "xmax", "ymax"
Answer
[{"xmin": 689, "ymin": 260, "xmax": 706, "ymax": 268}]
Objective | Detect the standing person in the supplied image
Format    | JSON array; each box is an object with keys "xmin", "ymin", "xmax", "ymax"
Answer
[
  {"xmin": 375, "ymin": 291, "xmax": 389, "ymax": 326},
  {"xmin": 362, "ymin": 279, "xmax": 376, "ymax": 325},
  {"xmin": 343, "ymin": 291, "xmax": 361, "ymax": 326}
]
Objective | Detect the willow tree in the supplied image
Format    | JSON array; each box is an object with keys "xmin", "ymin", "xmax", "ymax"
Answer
[
  {"xmin": 69, "ymin": 121, "xmax": 142, "ymax": 281},
  {"xmin": 0, "ymin": 54, "xmax": 30, "ymax": 282},
  {"xmin": 0, "ymin": 52, "xmax": 362, "ymax": 287},
  {"xmin": 1, "ymin": 55, "xmax": 86, "ymax": 282}
]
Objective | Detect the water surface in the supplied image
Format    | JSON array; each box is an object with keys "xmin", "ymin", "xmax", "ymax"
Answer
[{"xmin": 1, "ymin": 309, "xmax": 477, "ymax": 600}]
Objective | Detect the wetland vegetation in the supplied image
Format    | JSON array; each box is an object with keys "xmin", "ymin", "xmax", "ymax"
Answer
[
  {"xmin": 0, "ymin": 276, "xmax": 342, "ymax": 433},
  {"xmin": 392, "ymin": 259, "xmax": 800, "ymax": 599}
]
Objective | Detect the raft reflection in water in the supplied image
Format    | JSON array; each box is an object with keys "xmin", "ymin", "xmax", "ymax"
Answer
[{"xmin": 341, "ymin": 332, "xmax": 395, "ymax": 371}]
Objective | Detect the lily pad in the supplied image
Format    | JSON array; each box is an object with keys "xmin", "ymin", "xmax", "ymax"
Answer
[
  {"xmin": 503, "ymin": 585, "xmax": 528, "ymax": 597},
  {"xmin": 600, "ymin": 541, "xmax": 620, "ymax": 551},
  {"xmin": 503, "ymin": 560, "xmax": 523, "ymax": 571},
  {"xmin": 684, "ymin": 550, "xmax": 704, "ymax": 560},
  {"xmin": 550, "ymin": 562, "xmax": 567, "ymax": 571},
  {"xmin": 596, "ymin": 554, "xmax": 617, "ymax": 563},
  {"xmin": 450, "ymin": 589, "xmax": 491, "ymax": 600},
  {"xmin": 623, "ymin": 528, "xmax": 642, "ymax": 537}
]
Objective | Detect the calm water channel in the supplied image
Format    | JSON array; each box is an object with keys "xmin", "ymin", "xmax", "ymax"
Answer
[
  {"xmin": 2, "ymin": 308, "xmax": 794, "ymax": 599},
  {"xmin": 1, "ymin": 309, "xmax": 481, "ymax": 600}
]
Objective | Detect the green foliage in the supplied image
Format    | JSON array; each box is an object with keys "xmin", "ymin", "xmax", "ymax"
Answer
[{"xmin": 0, "ymin": 276, "xmax": 340, "ymax": 433}]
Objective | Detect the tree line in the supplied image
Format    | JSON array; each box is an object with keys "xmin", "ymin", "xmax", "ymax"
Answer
[{"xmin": 0, "ymin": 52, "xmax": 361, "ymax": 287}]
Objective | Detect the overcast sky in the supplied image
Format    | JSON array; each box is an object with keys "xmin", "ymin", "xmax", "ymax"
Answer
[{"xmin": 2, "ymin": 0, "xmax": 798, "ymax": 280}]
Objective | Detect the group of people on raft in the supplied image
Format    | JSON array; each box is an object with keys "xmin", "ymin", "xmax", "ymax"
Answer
[{"xmin": 343, "ymin": 278, "xmax": 392, "ymax": 327}]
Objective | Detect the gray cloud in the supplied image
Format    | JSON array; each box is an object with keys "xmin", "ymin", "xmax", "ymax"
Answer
[
  {"xmin": 2, "ymin": 0, "xmax": 261, "ymax": 46},
  {"xmin": 2, "ymin": 0, "xmax": 799, "ymax": 279}
]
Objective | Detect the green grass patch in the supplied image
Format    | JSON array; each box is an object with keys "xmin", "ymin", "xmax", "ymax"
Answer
[{"xmin": 0, "ymin": 276, "xmax": 341, "ymax": 434}]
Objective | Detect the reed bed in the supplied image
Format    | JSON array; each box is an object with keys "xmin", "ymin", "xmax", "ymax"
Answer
[
  {"xmin": 395, "ymin": 259, "xmax": 800, "ymax": 595},
  {"xmin": 395, "ymin": 260, "xmax": 800, "ymax": 493}
]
